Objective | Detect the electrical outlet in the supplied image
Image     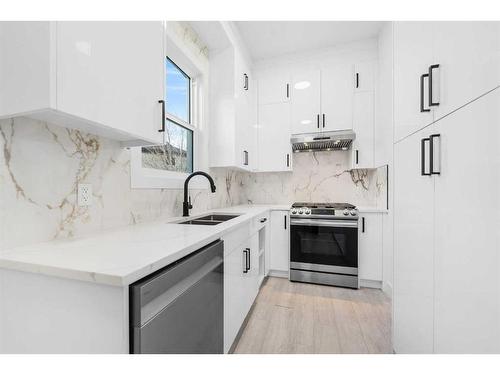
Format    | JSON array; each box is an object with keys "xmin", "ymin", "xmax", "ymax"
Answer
[{"xmin": 78, "ymin": 184, "xmax": 92, "ymax": 206}]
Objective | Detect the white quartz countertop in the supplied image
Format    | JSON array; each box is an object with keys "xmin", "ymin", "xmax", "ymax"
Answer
[{"xmin": 0, "ymin": 205, "xmax": 290, "ymax": 287}]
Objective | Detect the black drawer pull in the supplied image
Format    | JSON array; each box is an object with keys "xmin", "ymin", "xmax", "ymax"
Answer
[
  {"xmin": 158, "ymin": 100, "xmax": 165, "ymax": 132},
  {"xmin": 420, "ymin": 74, "xmax": 431, "ymax": 113},
  {"xmin": 421, "ymin": 138, "xmax": 431, "ymax": 176},
  {"xmin": 429, "ymin": 64, "xmax": 440, "ymax": 107}
]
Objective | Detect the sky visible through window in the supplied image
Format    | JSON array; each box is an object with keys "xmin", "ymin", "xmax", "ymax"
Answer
[
  {"xmin": 166, "ymin": 58, "xmax": 190, "ymax": 123},
  {"xmin": 141, "ymin": 58, "xmax": 193, "ymax": 174}
]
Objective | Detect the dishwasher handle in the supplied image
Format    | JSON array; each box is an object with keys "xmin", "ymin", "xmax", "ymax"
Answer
[{"xmin": 130, "ymin": 240, "xmax": 223, "ymax": 327}]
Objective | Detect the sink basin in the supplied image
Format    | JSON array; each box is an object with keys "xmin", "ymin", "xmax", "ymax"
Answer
[
  {"xmin": 196, "ymin": 214, "xmax": 239, "ymax": 222},
  {"xmin": 178, "ymin": 214, "xmax": 240, "ymax": 226}
]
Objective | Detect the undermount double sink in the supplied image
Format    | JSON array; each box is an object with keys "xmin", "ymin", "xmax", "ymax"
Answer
[{"xmin": 178, "ymin": 214, "xmax": 240, "ymax": 226}]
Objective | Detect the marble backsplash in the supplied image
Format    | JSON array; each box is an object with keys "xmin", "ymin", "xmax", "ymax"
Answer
[
  {"xmin": 0, "ymin": 118, "xmax": 246, "ymax": 251},
  {"xmin": 0, "ymin": 118, "xmax": 386, "ymax": 251},
  {"xmin": 242, "ymin": 151, "xmax": 387, "ymax": 208}
]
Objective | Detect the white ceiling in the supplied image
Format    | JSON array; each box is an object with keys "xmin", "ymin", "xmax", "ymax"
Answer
[
  {"xmin": 234, "ymin": 21, "xmax": 384, "ymax": 61},
  {"xmin": 189, "ymin": 21, "xmax": 230, "ymax": 53}
]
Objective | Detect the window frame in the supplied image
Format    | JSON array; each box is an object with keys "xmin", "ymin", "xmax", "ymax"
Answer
[{"xmin": 131, "ymin": 42, "xmax": 205, "ymax": 190}]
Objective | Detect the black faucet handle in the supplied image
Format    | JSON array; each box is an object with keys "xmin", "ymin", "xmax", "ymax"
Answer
[{"xmin": 188, "ymin": 196, "xmax": 193, "ymax": 209}]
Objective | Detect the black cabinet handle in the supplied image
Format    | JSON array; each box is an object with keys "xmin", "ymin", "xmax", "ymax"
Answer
[
  {"xmin": 429, "ymin": 64, "xmax": 440, "ymax": 107},
  {"xmin": 286, "ymin": 153, "xmax": 290, "ymax": 167},
  {"xmin": 421, "ymin": 138, "xmax": 431, "ymax": 176},
  {"xmin": 362, "ymin": 217, "xmax": 365, "ymax": 233},
  {"xmin": 244, "ymin": 73, "xmax": 249, "ymax": 90},
  {"xmin": 317, "ymin": 114, "xmax": 320, "ymax": 129},
  {"xmin": 284, "ymin": 215, "xmax": 287, "ymax": 230},
  {"xmin": 243, "ymin": 249, "xmax": 249, "ymax": 273},
  {"xmin": 158, "ymin": 100, "xmax": 165, "ymax": 132},
  {"xmin": 430, "ymin": 134, "xmax": 441, "ymax": 175},
  {"xmin": 355, "ymin": 73, "xmax": 359, "ymax": 88},
  {"xmin": 286, "ymin": 83, "xmax": 290, "ymax": 98},
  {"xmin": 243, "ymin": 150, "xmax": 248, "ymax": 166},
  {"xmin": 355, "ymin": 150, "xmax": 359, "ymax": 165},
  {"xmin": 246, "ymin": 248, "xmax": 251, "ymax": 271},
  {"xmin": 420, "ymin": 74, "xmax": 431, "ymax": 113},
  {"xmin": 260, "ymin": 218, "xmax": 267, "ymax": 223},
  {"xmin": 322, "ymin": 114, "xmax": 325, "ymax": 128}
]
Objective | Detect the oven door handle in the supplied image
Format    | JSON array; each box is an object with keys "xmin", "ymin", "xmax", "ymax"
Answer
[{"xmin": 290, "ymin": 219, "xmax": 358, "ymax": 228}]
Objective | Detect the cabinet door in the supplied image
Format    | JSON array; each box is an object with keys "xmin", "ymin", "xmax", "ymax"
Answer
[
  {"xmin": 246, "ymin": 233, "xmax": 260, "ymax": 304},
  {"xmin": 321, "ymin": 64, "xmax": 353, "ymax": 131},
  {"xmin": 354, "ymin": 61, "xmax": 374, "ymax": 92},
  {"xmin": 269, "ymin": 211, "xmax": 290, "ymax": 273},
  {"xmin": 290, "ymin": 70, "xmax": 321, "ymax": 134},
  {"xmin": 56, "ymin": 21, "xmax": 164, "ymax": 144},
  {"xmin": 223, "ymin": 245, "xmax": 248, "ymax": 353},
  {"xmin": 433, "ymin": 89, "xmax": 500, "ymax": 353},
  {"xmin": 257, "ymin": 102, "xmax": 292, "ymax": 172},
  {"xmin": 351, "ymin": 91, "xmax": 374, "ymax": 169},
  {"xmin": 258, "ymin": 71, "xmax": 290, "ymax": 105},
  {"xmin": 235, "ymin": 88, "xmax": 253, "ymax": 170},
  {"xmin": 393, "ymin": 125, "xmax": 435, "ymax": 353},
  {"xmin": 393, "ymin": 22, "xmax": 435, "ymax": 142},
  {"xmin": 358, "ymin": 213, "xmax": 383, "ymax": 281},
  {"xmin": 432, "ymin": 21, "xmax": 500, "ymax": 121}
]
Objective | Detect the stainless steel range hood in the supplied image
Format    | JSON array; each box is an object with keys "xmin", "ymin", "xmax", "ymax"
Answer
[{"xmin": 291, "ymin": 130, "xmax": 356, "ymax": 152}]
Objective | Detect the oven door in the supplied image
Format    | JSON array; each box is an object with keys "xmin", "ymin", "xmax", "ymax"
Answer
[{"xmin": 290, "ymin": 218, "xmax": 358, "ymax": 274}]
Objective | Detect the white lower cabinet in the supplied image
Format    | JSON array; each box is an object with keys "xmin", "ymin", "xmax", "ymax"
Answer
[
  {"xmin": 394, "ymin": 88, "xmax": 500, "ymax": 353},
  {"xmin": 223, "ymin": 216, "xmax": 269, "ymax": 353},
  {"xmin": 223, "ymin": 244, "xmax": 247, "ymax": 353},
  {"xmin": 394, "ymin": 125, "xmax": 435, "ymax": 354},
  {"xmin": 268, "ymin": 210, "xmax": 290, "ymax": 276},
  {"xmin": 358, "ymin": 212, "xmax": 383, "ymax": 283}
]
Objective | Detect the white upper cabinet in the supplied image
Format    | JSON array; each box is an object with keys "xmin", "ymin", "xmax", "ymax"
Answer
[
  {"xmin": 209, "ymin": 46, "xmax": 255, "ymax": 171},
  {"xmin": 321, "ymin": 64, "xmax": 354, "ymax": 131},
  {"xmin": 0, "ymin": 21, "xmax": 165, "ymax": 145},
  {"xmin": 258, "ymin": 71, "xmax": 290, "ymax": 105},
  {"xmin": 257, "ymin": 102, "xmax": 292, "ymax": 172},
  {"xmin": 393, "ymin": 21, "xmax": 435, "ymax": 142},
  {"xmin": 351, "ymin": 91, "xmax": 374, "ymax": 169},
  {"xmin": 354, "ymin": 61, "xmax": 374, "ymax": 92},
  {"xmin": 431, "ymin": 21, "xmax": 500, "ymax": 121},
  {"xmin": 290, "ymin": 70, "xmax": 321, "ymax": 134},
  {"xmin": 394, "ymin": 21, "xmax": 500, "ymax": 143}
]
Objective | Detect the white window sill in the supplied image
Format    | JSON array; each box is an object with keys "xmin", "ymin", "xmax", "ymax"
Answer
[{"xmin": 130, "ymin": 148, "xmax": 208, "ymax": 190}]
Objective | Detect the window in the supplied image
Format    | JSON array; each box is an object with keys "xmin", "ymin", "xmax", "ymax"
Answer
[{"xmin": 141, "ymin": 57, "xmax": 194, "ymax": 174}]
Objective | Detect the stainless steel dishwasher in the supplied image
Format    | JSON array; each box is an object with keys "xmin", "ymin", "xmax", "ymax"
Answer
[{"xmin": 130, "ymin": 240, "xmax": 224, "ymax": 354}]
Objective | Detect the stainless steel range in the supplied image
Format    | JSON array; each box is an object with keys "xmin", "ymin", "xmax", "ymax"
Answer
[{"xmin": 289, "ymin": 202, "xmax": 359, "ymax": 289}]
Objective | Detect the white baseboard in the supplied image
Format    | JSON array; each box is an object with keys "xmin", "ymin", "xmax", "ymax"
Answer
[
  {"xmin": 359, "ymin": 279, "xmax": 383, "ymax": 289},
  {"xmin": 382, "ymin": 281, "xmax": 393, "ymax": 299},
  {"xmin": 268, "ymin": 270, "xmax": 289, "ymax": 278}
]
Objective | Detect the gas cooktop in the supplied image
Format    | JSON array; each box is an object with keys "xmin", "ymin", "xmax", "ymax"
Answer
[{"xmin": 290, "ymin": 202, "xmax": 358, "ymax": 219}]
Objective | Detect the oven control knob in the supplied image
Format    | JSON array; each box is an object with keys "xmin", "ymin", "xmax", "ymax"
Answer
[
  {"xmin": 350, "ymin": 209, "xmax": 357, "ymax": 216},
  {"xmin": 291, "ymin": 208, "xmax": 297, "ymax": 215},
  {"xmin": 304, "ymin": 208, "xmax": 311, "ymax": 215},
  {"xmin": 298, "ymin": 208, "xmax": 304, "ymax": 215},
  {"xmin": 343, "ymin": 209, "xmax": 349, "ymax": 216}
]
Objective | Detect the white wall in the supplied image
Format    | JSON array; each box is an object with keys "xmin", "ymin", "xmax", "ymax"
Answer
[{"xmin": 254, "ymin": 38, "xmax": 377, "ymax": 74}]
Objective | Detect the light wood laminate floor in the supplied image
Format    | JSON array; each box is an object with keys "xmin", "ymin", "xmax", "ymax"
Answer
[{"xmin": 234, "ymin": 277, "xmax": 392, "ymax": 354}]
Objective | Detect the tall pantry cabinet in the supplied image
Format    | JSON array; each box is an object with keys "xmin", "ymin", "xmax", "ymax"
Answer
[{"xmin": 393, "ymin": 21, "xmax": 500, "ymax": 353}]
